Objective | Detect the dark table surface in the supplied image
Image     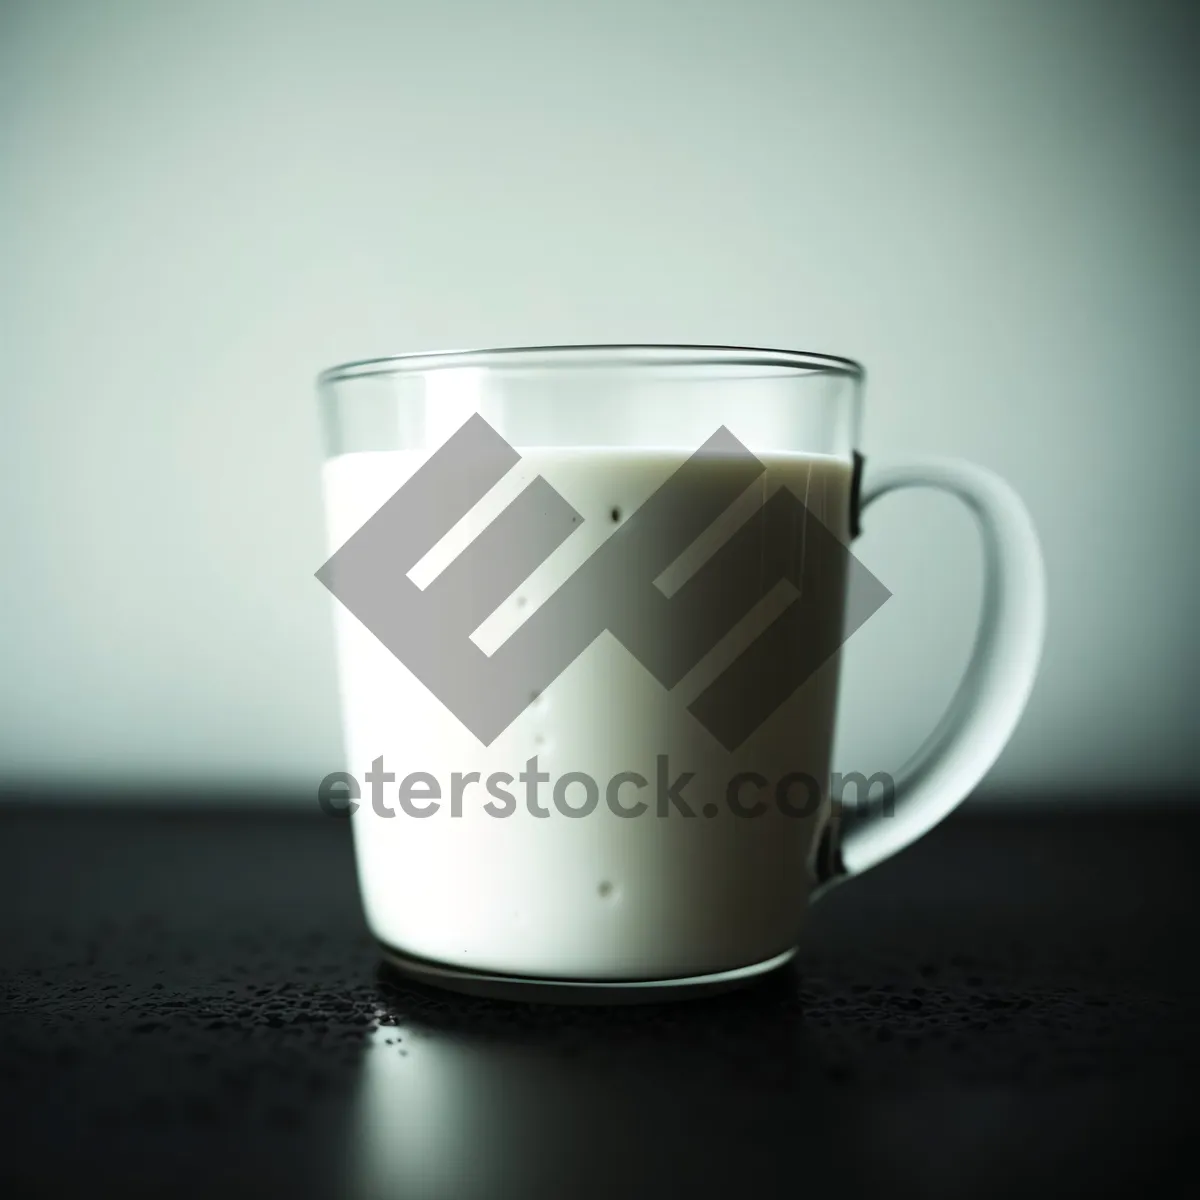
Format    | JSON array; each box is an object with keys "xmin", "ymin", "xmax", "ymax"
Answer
[{"xmin": 2, "ymin": 802, "xmax": 1198, "ymax": 1198}]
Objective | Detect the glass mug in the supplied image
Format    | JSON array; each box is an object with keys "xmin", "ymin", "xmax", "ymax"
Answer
[{"xmin": 316, "ymin": 345, "xmax": 1044, "ymax": 1000}]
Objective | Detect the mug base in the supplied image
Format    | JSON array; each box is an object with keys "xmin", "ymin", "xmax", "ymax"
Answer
[{"xmin": 376, "ymin": 941, "xmax": 798, "ymax": 1005}]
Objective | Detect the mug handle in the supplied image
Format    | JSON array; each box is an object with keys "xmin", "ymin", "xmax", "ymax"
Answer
[{"xmin": 815, "ymin": 459, "xmax": 1047, "ymax": 888}]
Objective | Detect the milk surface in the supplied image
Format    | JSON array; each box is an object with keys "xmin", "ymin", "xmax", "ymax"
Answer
[{"xmin": 322, "ymin": 445, "xmax": 853, "ymax": 979}]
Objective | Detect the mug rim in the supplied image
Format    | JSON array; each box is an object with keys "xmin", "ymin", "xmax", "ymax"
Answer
[{"xmin": 318, "ymin": 343, "xmax": 865, "ymax": 386}]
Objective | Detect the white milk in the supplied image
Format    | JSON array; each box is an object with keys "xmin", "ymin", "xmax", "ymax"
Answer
[{"xmin": 322, "ymin": 446, "xmax": 853, "ymax": 980}]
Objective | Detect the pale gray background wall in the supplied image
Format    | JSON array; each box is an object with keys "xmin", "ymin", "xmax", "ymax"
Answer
[{"xmin": 2, "ymin": 0, "xmax": 1197, "ymax": 798}]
